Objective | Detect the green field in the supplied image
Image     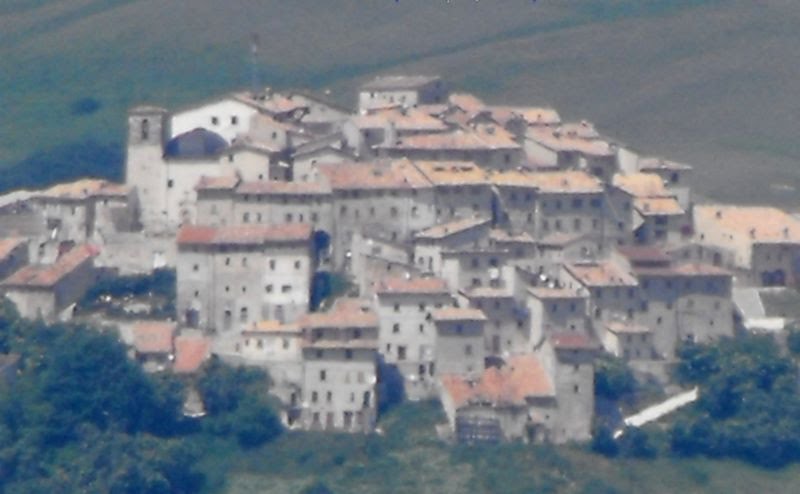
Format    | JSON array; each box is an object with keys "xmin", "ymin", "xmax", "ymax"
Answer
[
  {"xmin": 196, "ymin": 401, "xmax": 800, "ymax": 494},
  {"xmin": 3, "ymin": 0, "xmax": 800, "ymax": 205}
]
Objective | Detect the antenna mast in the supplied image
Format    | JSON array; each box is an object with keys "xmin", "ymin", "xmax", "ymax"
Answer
[{"xmin": 250, "ymin": 33, "xmax": 260, "ymax": 96}]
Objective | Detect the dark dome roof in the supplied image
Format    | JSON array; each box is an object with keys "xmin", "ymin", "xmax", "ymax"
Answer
[{"xmin": 164, "ymin": 128, "xmax": 228, "ymax": 159}]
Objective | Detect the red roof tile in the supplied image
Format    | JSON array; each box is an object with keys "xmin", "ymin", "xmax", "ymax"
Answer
[
  {"xmin": 375, "ymin": 276, "xmax": 450, "ymax": 295},
  {"xmin": 1, "ymin": 244, "xmax": 97, "ymax": 288},
  {"xmin": 177, "ymin": 223, "xmax": 312, "ymax": 246},
  {"xmin": 173, "ymin": 334, "xmax": 211, "ymax": 373},
  {"xmin": 441, "ymin": 353, "xmax": 554, "ymax": 408},
  {"xmin": 132, "ymin": 321, "xmax": 176, "ymax": 354}
]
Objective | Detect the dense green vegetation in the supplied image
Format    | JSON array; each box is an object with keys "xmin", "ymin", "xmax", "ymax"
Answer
[
  {"xmin": 0, "ymin": 300, "xmax": 281, "ymax": 493},
  {"xmin": 670, "ymin": 335, "xmax": 800, "ymax": 468}
]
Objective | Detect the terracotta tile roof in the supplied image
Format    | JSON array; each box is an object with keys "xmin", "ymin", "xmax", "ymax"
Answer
[
  {"xmin": 37, "ymin": 179, "xmax": 130, "ymax": 200},
  {"xmin": 635, "ymin": 262, "xmax": 731, "ymax": 278},
  {"xmin": 236, "ymin": 180, "xmax": 331, "ymax": 196},
  {"xmin": 177, "ymin": 223, "xmax": 312, "ymax": 246},
  {"xmin": 383, "ymin": 128, "xmax": 520, "ymax": 151},
  {"xmin": 527, "ymin": 286, "xmax": 586, "ymax": 299},
  {"xmin": 195, "ymin": 175, "xmax": 241, "ymax": 191},
  {"xmin": 525, "ymin": 170, "xmax": 603, "ymax": 194},
  {"xmin": 527, "ymin": 127, "xmax": 614, "ymax": 156},
  {"xmin": 375, "ymin": 276, "xmax": 450, "ymax": 295},
  {"xmin": 0, "ymin": 237, "xmax": 27, "ymax": 261},
  {"xmin": 232, "ymin": 91, "xmax": 308, "ymax": 115},
  {"xmin": 550, "ymin": 332, "xmax": 600, "ymax": 350},
  {"xmin": 361, "ymin": 75, "xmax": 440, "ymax": 91},
  {"xmin": 694, "ymin": 205, "xmax": 800, "ymax": 244},
  {"xmin": 638, "ymin": 157, "xmax": 692, "ymax": 172},
  {"xmin": 565, "ymin": 261, "xmax": 638, "ymax": 287},
  {"xmin": 132, "ymin": 321, "xmax": 176, "ymax": 354},
  {"xmin": 173, "ymin": 334, "xmax": 211, "ymax": 374},
  {"xmin": 489, "ymin": 169, "xmax": 542, "ymax": 188},
  {"xmin": 299, "ymin": 298, "xmax": 378, "ymax": 329},
  {"xmin": 448, "ymin": 93, "xmax": 486, "ymax": 113},
  {"xmin": 412, "ymin": 161, "xmax": 488, "ymax": 186},
  {"xmin": 489, "ymin": 229, "xmax": 536, "ymax": 244},
  {"xmin": 317, "ymin": 159, "xmax": 431, "ymax": 190},
  {"xmin": 414, "ymin": 217, "xmax": 490, "ymax": 240},
  {"xmin": 1, "ymin": 244, "xmax": 97, "ymax": 288},
  {"xmin": 413, "ymin": 104, "xmax": 450, "ymax": 117},
  {"xmin": 302, "ymin": 339, "xmax": 379, "ymax": 350},
  {"xmin": 605, "ymin": 321, "xmax": 651, "ymax": 334},
  {"xmin": 244, "ymin": 320, "xmax": 301, "ymax": 334},
  {"xmin": 612, "ymin": 173, "xmax": 670, "ymax": 198},
  {"xmin": 615, "ymin": 245, "xmax": 671, "ymax": 264},
  {"xmin": 486, "ymin": 106, "xmax": 561, "ymax": 126},
  {"xmin": 432, "ymin": 307, "xmax": 487, "ymax": 322},
  {"xmin": 441, "ymin": 353, "xmax": 554, "ymax": 408},
  {"xmin": 633, "ymin": 197, "xmax": 685, "ymax": 216},
  {"xmin": 352, "ymin": 108, "xmax": 449, "ymax": 133}
]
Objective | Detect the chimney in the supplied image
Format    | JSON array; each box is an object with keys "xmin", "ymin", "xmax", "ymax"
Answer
[
  {"xmin": 749, "ymin": 228, "xmax": 756, "ymax": 239},
  {"xmin": 715, "ymin": 210, "xmax": 722, "ymax": 219}
]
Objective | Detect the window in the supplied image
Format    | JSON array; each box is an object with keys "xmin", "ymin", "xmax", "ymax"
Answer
[
  {"xmin": 231, "ymin": 116, "xmax": 238, "ymax": 125},
  {"xmin": 243, "ymin": 212, "xmax": 250, "ymax": 223},
  {"xmin": 572, "ymin": 198, "xmax": 583, "ymax": 209},
  {"xmin": 574, "ymin": 385, "xmax": 580, "ymax": 393},
  {"xmin": 192, "ymin": 264, "xmax": 199, "ymax": 272},
  {"xmin": 345, "ymin": 349, "xmax": 353, "ymax": 360},
  {"xmin": 398, "ymin": 346, "xmax": 407, "ymax": 360},
  {"xmin": 265, "ymin": 284, "xmax": 273, "ymax": 293},
  {"xmin": 269, "ymin": 260, "xmax": 276, "ymax": 270},
  {"xmin": 393, "ymin": 303, "xmax": 400, "ymax": 313},
  {"xmin": 225, "ymin": 257, "xmax": 231, "ymax": 266},
  {"xmin": 239, "ymin": 307, "xmax": 248, "ymax": 322},
  {"xmin": 167, "ymin": 179, "xmax": 174, "ymax": 189},
  {"xmin": 281, "ymin": 285, "xmax": 291, "ymax": 293},
  {"xmin": 392, "ymin": 323, "xmax": 400, "ymax": 334},
  {"xmin": 295, "ymin": 260, "xmax": 302, "ymax": 269},
  {"xmin": 211, "ymin": 116, "xmax": 219, "ymax": 125},
  {"xmin": 419, "ymin": 324, "xmax": 425, "ymax": 334},
  {"xmin": 242, "ymin": 257, "xmax": 248, "ymax": 267},
  {"xmin": 311, "ymin": 391, "xmax": 318, "ymax": 403},
  {"xmin": 320, "ymin": 370, "xmax": 327, "ymax": 381},
  {"xmin": 390, "ymin": 207, "xmax": 398, "ymax": 218},
  {"xmin": 140, "ymin": 119, "xmax": 150, "ymax": 141},
  {"xmin": 465, "ymin": 344, "xmax": 473, "ymax": 356}
]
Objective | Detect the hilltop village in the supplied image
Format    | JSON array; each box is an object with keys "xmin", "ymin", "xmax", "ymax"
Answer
[{"xmin": 1, "ymin": 75, "xmax": 799, "ymax": 443}]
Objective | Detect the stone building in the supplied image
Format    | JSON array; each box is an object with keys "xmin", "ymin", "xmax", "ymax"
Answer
[
  {"xmin": 379, "ymin": 128, "xmax": 524, "ymax": 170},
  {"xmin": 374, "ymin": 276, "xmax": 453, "ymax": 400},
  {"xmin": 458, "ymin": 286, "xmax": 530, "ymax": 356},
  {"xmin": 1, "ymin": 244, "xmax": 99, "ymax": 321},
  {"xmin": 439, "ymin": 353, "xmax": 556, "ymax": 443},
  {"xmin": 611, "ymin": 173, "xmax": 687, "ymax": 245},
  {"xmin": 433, "ymin": 307, "xmax": 487, "ymax": 379},
  {"xmin": 175, "ymin": 223, "xmax": 314, "ymax": 333},
  {"xmin": 693, "ymin": 205, "xmax": 800, "ymax": 287},
  {"xmin": 131, "ymin": 321, "xmax": 177, "ymax": 372},
  {"xmin": 0, "ymin": 238, "xmax": 29, "ymax": 282},
  {"xmin": 297, "ymin": 298, "xmax": 379, "ymax": 432},
  {"xmin": 526, "ymin": 287, "xmax": 590, "ymax": 345},
  {"xmin": 318, "ymin": 160, "xmax": 435, "ymax": 269},
  {"xmin": 358, "ymin": 75, "xmax": 448, "ymax": 112}
]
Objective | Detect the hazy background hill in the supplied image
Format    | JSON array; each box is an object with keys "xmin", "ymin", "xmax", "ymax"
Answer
[{"xmin": 2, "ymin": 0, "xmax": 800, "ymax": 205}]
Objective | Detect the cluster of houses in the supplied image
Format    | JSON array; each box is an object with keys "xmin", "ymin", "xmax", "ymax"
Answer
[{"xmin": 2, "ymin": 74, "xmax": 800, "ymax": 443}]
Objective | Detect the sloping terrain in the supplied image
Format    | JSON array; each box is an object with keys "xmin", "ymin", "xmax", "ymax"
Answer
[{"xmin": 1, "ymin": 0, "xmax": 799, "ymax": 204}]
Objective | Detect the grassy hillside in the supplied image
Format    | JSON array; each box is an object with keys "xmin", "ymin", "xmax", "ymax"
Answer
[
  {"xmin": 198, "ymin": 401, "xmax": 800, "ymax": 494},
  {"xmin": 2, "ymin": 0, "xmax": 800, "ymax": 205}
]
